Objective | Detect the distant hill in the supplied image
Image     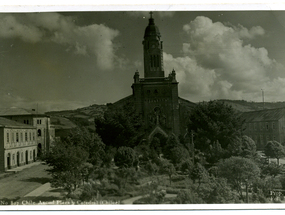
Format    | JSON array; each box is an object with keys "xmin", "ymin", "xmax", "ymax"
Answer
[
  {"xmin": 45, "ymin": 98, "xmax": 285, "ymax": 135},
  {"xmin": 216, "ymin": 99, "xmax": 285, "ymax": 112},
  {"xmin": 46, "ymin": 104, "xmax": 107, "ymax": 132}
]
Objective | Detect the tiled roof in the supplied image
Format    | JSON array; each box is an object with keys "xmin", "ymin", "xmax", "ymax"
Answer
[
  {"xmin": 0, "ymin": 107, "xmax": 45, "ymax": 116},
  {"xmin": 0, "ymin": 117, "xmax": 35, "ymax": 129},
  {"xmin": 240, "ymin": 108, "xmax": 285, "ymax": 122}
]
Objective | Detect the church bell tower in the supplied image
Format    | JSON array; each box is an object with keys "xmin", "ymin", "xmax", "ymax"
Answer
[
  {"xmin": 132, "ymin": 12, "xmax": 180, "ymax": 140},
  {"xmin": 143, "ymin": 12, "xmax": 164, "ymax": 78}
]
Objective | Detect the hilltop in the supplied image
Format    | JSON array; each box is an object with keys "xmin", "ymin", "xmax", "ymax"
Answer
[
  {"xmin": 45, "ymin": 98, "xmax": 285, "ymax": 133},
  {"xmin": 217, "ymin": 99, "xmax": 285, "ymax": 112},
  {"xmin": 46, "ymin": 104, "xmax": 107, "ymax": 134}
]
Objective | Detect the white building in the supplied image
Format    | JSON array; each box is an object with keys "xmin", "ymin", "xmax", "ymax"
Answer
[
  {"xmin": 0, "ymin": 117, "xmax": 37, "ymax": 172},
  {"xmin": 0, "ymin": 108, "xmax": 54, "ymax": 156}
]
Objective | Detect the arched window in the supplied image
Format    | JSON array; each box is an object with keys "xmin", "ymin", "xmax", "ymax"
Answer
[{"xmin": 38, "ymin": 129, "xmax": 41, "ymax": 137}]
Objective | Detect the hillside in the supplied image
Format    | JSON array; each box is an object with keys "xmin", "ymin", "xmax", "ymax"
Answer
[
  {"xmin": 217, "ymin": 99, "xmax": 285, "ymax": 112},
  {"xmin": 46, "ymin": 104, "xmax": 107, "ymax": 131},
  {"xmin": 46, "ymin": 98, "xmax": 285, "ymax": 132}
]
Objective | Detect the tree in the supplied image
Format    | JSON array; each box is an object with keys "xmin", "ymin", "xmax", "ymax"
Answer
[
  {"xmin": 188, "ymin": 101, "xmax": 244, "ymax": 164},
  {"xmin": 95, "ymin": 99, "xmax": 144, "ymax": 148},
  {"xmin": 217, "ymin": 156, "xmax": 260, "ymax": 202},
  {"xmin": 227, "ymin": 135, "xmax": 257, "ymax": 159},
  {"xmin": 197, "ymin": 176, "xmax": 239, "ymax": 203},
  {"xmin": 144, "ymin": 160, "xmax": 159, "ymax": 176},
  {"xmin": 264, "ymin": 141, "xmax": 285, "ymax": 165},
  {"xmin": 173, "ymin": 190, "xmax": 204, "ymax": 204},
  {"xmin": 44, "ymin": 139, "xmax": 89, "ymax": 195},
  {"xmin": 114, "ymin": 167, "xmax": 138, "ymax": 189},
  {"xmin": 261, "ymin": 162, "xmax": 283, "ymax": 178},
  {"xmin": 252, "ymin": 176, "xmax": 282, "ymax": 202},
  {"xmin": 62, "ymin": 127, "xmax": 106, "ymax": 167},
  {"xmin": 162, "ymin": 134, "xmax": 191, "ymax": 167},
  {"xmin": 159, "ymin": 159, "xmax": 176, "ymax": 185},
  {"xmin": 88, "ymin": 133, "xmax": 106, "ymax": 167},
  {"xmin": 179, "ymin": 159, "xmax": 194, "ymax": 175},
  {"xmin": 114, "ymin": 146, "xmax": 138, "ymax": 168},
  {"xmin": 190, "ymin": 162, "xmax": 209, "ymax": 187}
]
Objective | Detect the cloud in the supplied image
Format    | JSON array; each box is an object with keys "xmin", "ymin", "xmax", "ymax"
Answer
[
  {"xmin": 163, "ymin": 53, "xmax": 216, "ymax": 101},
  {"xmin": 0, "ymin": 14, "xmax": 44, "ymax": 43},
  {"xmin": 165, "ymin": 16, "xmax": 284, "ymax": 102},
  {"xmin": 0, "ymin": 13, "xmax": 120, "ymax": 70}
]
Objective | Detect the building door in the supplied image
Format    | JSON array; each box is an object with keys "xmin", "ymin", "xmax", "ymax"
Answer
[
  {"xmin": 17, "ymin": 152, "xmax": 20, "ymax": 166},
  {"xmin": 37, "ymin": 143, "xmax": 42, "ymax": 157},
  {"xmin": 26, "ymin": 150, "xmax": 28, "ymax": 164},
  {"xmin": 7, "ymin": 153, "xmax": 11, "ymax": 169}
]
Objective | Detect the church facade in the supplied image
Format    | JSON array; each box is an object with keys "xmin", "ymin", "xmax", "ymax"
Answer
[{"xmin": 131, "ymin": 14, "xmax": 181, "ymax": 141}]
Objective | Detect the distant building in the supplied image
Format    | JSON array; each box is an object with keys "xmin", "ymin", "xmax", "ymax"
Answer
[
  {"xmin": 0, "ymin": 117, "xmax": 37, "ymax": 171},
  {"xmin": 0, "ymin": 108, "xmax": 54, "ymax": 156},
  {"xmin": 240, "ymin": 108, "xmax": 285, "ymax": 149}
]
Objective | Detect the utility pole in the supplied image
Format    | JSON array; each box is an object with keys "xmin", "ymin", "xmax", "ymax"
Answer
[
  {"xmin": 191, "ymin": 130, "xmax": 194, "ymax": 165},
  {"xmin": 261, "ymin": 89, "xmax": 265, "ymax": 110}
]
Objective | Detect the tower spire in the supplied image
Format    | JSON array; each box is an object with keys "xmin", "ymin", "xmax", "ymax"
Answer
[{"xmin": 143, "ymin": 11, "xmax": 164, "ymax": 78}]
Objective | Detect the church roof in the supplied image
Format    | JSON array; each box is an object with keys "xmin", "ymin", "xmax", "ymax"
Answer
[{"xmin": 144, "ymin": 14, "xmax": 161, "ymax": 39}]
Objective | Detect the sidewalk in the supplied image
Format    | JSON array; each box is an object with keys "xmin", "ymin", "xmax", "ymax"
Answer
[
  {"xmin": 24, "ymin": 182, "xmax": 51, "ymax": 197},
  {"xmin": 0, "ymin": 161, "xmax": 42, "ymax": 179},
  {"xmin": 6, "ymin": 161, "xmax": 42, "ymax": 173}
]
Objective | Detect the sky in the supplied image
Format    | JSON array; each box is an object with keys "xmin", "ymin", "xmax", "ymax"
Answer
[{"xmin": 1, "ymin": 10, "xmax": 285, "ymax": 112}]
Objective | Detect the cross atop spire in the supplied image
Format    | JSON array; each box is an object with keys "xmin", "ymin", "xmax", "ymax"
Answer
[{"xmin": 150, "ymin": 11, "xmax": 153, "ymax": 19}]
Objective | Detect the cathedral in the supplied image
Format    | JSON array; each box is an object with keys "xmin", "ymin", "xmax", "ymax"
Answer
[
  {"xmin": 131, "ymin": 13, "xmax": 181, "ymax": 141},
  {"xmin": 113, "ymin": 12, "xmax": 195, "ymax": 142}
]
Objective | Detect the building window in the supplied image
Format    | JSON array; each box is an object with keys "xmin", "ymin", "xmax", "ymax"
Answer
[
  {"xmin": 33, "ymin": 132, "xmax": 35, "ymax": 141},
  {"xmin": 20, "ymin": 133, "xmax": 23, "ymax": 142},
  {"xmin": 38, "ymin": 129, "xmax": 41, "ymax": 137},
  {"xmin": 24, "ymin": 120, "xmax": 26, "ymax": 124},
  {"xmin": 37, "ymin": 120, "xmax": 41, "ymax": 124},
  {"xmin": 7, "ymin": 132, "xmax": 9, "ymax": 143},
  {"xmin": 16, "ymin": 133, "xmax": 19, "ymax": 142},
  {"xmin": 12, "ymin": 132, "xmax": 14, "ymax": 142},
  {"xmin": 266, "ymin": 122, "xmax": 269, "ymax": 130},
  {"xmin": 27, "ymin": 120, "xmax": 29, "ymax": 124},
  {"xmin": 29, "ymin": 132, "xmax": 32, "ymax": 141},
  {"xmin": 25, "ymin": 132, "xmax": 28, "ymax": 141}
]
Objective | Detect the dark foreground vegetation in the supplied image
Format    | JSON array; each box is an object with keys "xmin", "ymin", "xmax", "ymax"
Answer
[{"xmin": 43, "ymin": 100, "xmax": 285, "ymax": 204}]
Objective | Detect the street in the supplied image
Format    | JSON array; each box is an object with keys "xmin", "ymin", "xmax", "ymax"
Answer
[{"xmin": 0, "ymin": 163, "xmax": 51, "ymax": 200}]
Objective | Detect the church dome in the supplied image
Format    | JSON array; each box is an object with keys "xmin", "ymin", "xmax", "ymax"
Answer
[{"xmin": 144, "ymin": 17, "xmax": 161, "ymax": 39}]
